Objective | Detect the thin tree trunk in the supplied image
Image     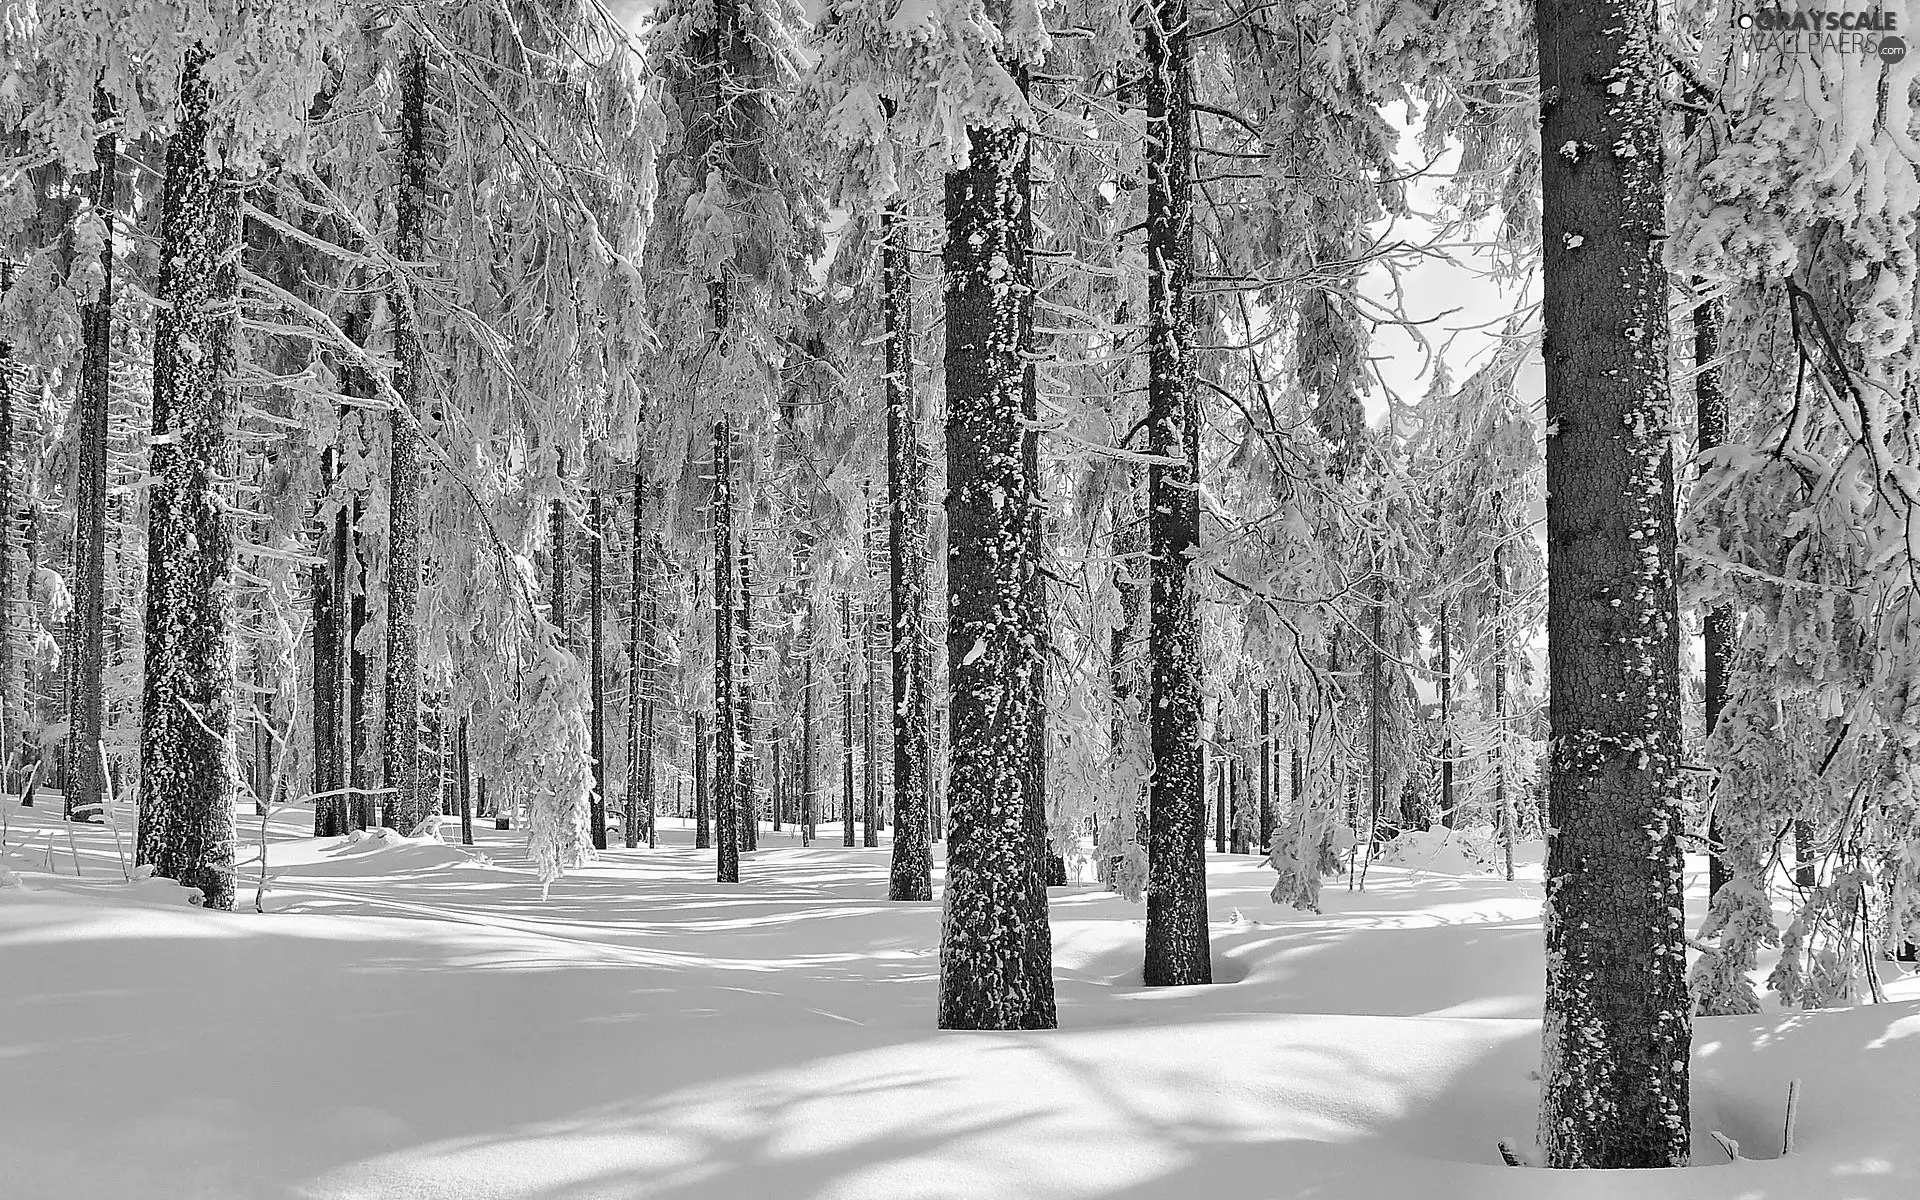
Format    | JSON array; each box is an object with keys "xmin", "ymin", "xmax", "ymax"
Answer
[
  {"xmin": 885, "ymin": 192, "xmax": 932, "ymax": 896},
  {"xmin": 1214, "ymin": 747, "xmax": 1226, "ymax": 853},
  {"xmin": 739, "ymin": 509, "xmax": 758, "ymax": 852},
  {"xmin": 1259, "ymin": 687, "xmax": 1272, "ymax": 851},
  {"xmin": 312, "ymin": 444, "xmax": 348, "ymax": 837},
  {"xmin": 842, "ymin": 591, "xmax": 856, "ymax": 848},
  {"xmin": 138, "ymin": 50, "xmax": 242, "ymax": 909},
  {"xmin": 802, "ymin": 648, "xmax": 814, "ymax": 846},
  {"xmin": 1141, "ymin": 0, "xmax": 1209, "ymax": 987},
  {"xmin": 1535, "ymin": 0, "xmax": 1691, "ymax": 1165},
  {"xmin": 1369, "ymin": 586, "xmax": 1385, "ymax": 846},
  {"xmin": 381, "ymin": 43, "xmax": 430, "ymax": 836},
  {"xmin": 350, "ymin": 495, "xmax": 374, "ymax": 830},
  {"xmin": 1438, "ymin": 600, "xmax": 1454, "ymax": 830},
  {"xmin": 694, "ymin": 710, "xmax": 710, "ymax": 850},
  {"xmin": 862, "ymin": 495, "xmax": 879, "ymax": 849},
  {"xmin": 458, "ymin": 714, "xmax": 472, "ymax": 845},
  {"xmin": 713, "ymin": 418, "xmax": 740, "ymax": 883},
  {"xmin": 626, "ymin": 471, "xmax": 649, "ymax": 850},
  {"xmin": 67, "ymin": 89, "xmax": 114, "ymax": 826},
  {"xmin": 1696, "ymin": 299, "xmax": 1733, "ymax": 899},
  {"xmin": 1493, "ymin": 503, "xmax": 1513, "ymax": 881},
  {"xmin": 589, "ymin": 489, "xmax": 607, "ymax": 850},
  {"xmin": 936, "ymin": 71, "xmax": 1057, "ymax": 1030}
]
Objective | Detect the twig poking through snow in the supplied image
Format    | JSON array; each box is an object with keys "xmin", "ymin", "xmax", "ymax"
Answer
[{"xmin": 1783, "ymin": 1078, "xmax": 1801, "ymax": 1157}]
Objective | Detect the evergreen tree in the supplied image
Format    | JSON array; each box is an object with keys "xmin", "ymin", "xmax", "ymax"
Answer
[{"xmin": 1534, "ymin": 0, "xmax": 1690, "ymax": 1166}]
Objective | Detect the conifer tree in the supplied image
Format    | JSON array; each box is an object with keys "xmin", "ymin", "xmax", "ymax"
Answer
[{"xmin": 1535, "ymin": 0, "xmax": 1690, "ymax": 1166}]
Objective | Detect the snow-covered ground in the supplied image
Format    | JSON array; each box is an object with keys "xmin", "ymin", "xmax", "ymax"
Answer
[{"xmin": 2, "ymin": 802, "xmax": 1916, "ymax": 1200}]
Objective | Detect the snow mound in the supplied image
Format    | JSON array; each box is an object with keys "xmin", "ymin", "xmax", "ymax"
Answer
[{"xmin": 1374, "ymin": 829, "xmax": 1492, "ymax": 876}]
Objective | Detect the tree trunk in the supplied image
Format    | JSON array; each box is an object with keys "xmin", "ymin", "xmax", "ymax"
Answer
[
  {"xmin": 802, "ymin": 648, "xmax": 815, "ymax": 846},
  {"xmin": 936, "ymin": 79, "xmax": 1057, "ymax": 1030},
  {"xmin": 0, "ymin": 261, "xmax": 13, "ymax": 796},
  {"xmin": 589, "ymin": 489, "xmax": 608, "ymax": 850},
  {"xmin": 1695, "ymin": 300, "xmax": 1733, "ymax": 899},
  {"xmin": 1535, "ymin": 0, "xmax": 1691, "ymax": 1165},
  {"xmin": 312, "ymin": 445, "xmax": 349, "ymax": 837},
  {"xmin": 739, "ymin": 508, "xmax": 759, "ymax": 852},
  {"xmin": 694, "ymin": 710, "xmax": 710, "ymax": 850},
  {"xmin": 1213, "ymin": 747, "xmax": 1226, "ymax": 853},
  {"xmin": 1493, "ymin": 504, "xmax": 1513, "ymax": 881},
  {"xmin": 885, "ymin": 193, "xmax": 933, "ymax": 896},
  {"xmin": 713, "ymin": 418, "xmax": 740, "ymax": 883},
  {"xmin": 1438, "ymin": 600, "xmax": 1454, "ymax": 830},
  {"xmin": 1369, "ymin": 586, "xmax": 1385, "ymax": 845},
  {"xmin": 381, "ymin": 43, "xmax": 430, "ymax": 836},
  {"xmin": 862, "ymin": 495, "xmax": 879, "ymax": 849},
  {"xmin": 457, "ymin": 714, "xmax": 473, "ymax": 845},
  {"xmin": 626, "ymin": 471, "xmax": 650, "ymax": 850},
  {"xmin": 1259, "ymin": 687, "xmax": 1272, "ymax": 851},
  {"xmin": 841, "ymin": 591, "xmax": 856, "ymax": 848},
  {"xmin": 350, "ymin": 494, "xmax": 375, "ymax": 829},
  {"xmin": 67, "ymin": 91, "xmax": 114, "ymax": 826},
  {"xmin": 1141, "ymin": 0, "xmax": 1209, "ymax": 987},
  {"xmin": 138, "ymin": 51, "xmax": 242, "ymax": 909}
]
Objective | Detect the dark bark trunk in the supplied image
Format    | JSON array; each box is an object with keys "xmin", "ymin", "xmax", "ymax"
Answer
[
  {"xmin": 885, "ymin": 198, "xmax": 932, "ymax": 896},
  {"xmin": 589, "ymin": 489, "xmax": 608, "ymax": 850},
  {"xmin": 67, "ymin": 91, "xmax": 114, "ymax": 826},
  {"xmin": 841, "ymin": 591, "xmax": 856, "ymax": 848},
  {"xmin": 1259, "ymin": 687, "xmax": 1273, "ymax": 851},
  {"xmin": 862, "ymin": 495, "xmax": 879, "ymax": 849},
  {"xmin": 713, "ymin": 418, "xmax": 740, "ymax": 882},
  {"xmin": 1535, "ymin": 0, "xmax": 1691, "ymax": 1164},
  {"xmin": 739, "ymin": 511, "xmax": 759, "ymax": 852},
  {"xmin": 381, "ymin": 44, "xmax": 430, "ymax": 836},
  {"xmin": 626, "ymin": 471, "xmax": 650, "ymax": 849},
  {"xmin": 457, "ymin": 714, "xmax": 473, "ymax": 845},
  {"xmin": 313, "ymin": 443, "xmax": 349, "ymax": 837},
  {"xmin": 1438, "ymin": 600, "xmax": 1455, "ymax": 830},
  {"xmin": 1141, "ymin": 0, "xmax": 1209, "ymax": 987},
  {"xmin": 936, "ymin": 75, "xmax": 1057, "ymax": 1030},
  {"xmin": 138, "ymin": 50, "xmax": 242, "ymax": 909},
  {"xmin": 694, "ymin": 710, "xmax": 710, "ymax": 850},
  {"xmin": 1695, "ymin": 300, "xmax": 1733, "ymax": 899},
  {"xmin": 1369, "ymin": 587, "xmax": 1385, "ymax": 845},
  {"xmin": 1213, "ymin": 747, "xmax": 1226, "ymax": 853},
  {"xmin": 802, "ymin": 648, "xmax": 815, "ymax": 845},
  {"xmin": 350, "ymin": 494, "xmax": 374, "ymax": 831}
]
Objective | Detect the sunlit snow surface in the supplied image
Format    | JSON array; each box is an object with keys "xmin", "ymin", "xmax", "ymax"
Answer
[{"xmin": 1, "ymin": 802, "xmax": 1915, "ymax": 1199}]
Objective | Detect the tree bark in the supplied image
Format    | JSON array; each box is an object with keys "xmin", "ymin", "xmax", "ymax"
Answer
[
  {"xmin": 694, "ymin": 710, "xmax": 710, "ymax": 850},
  {"xmin": 713, "ymin": 418, "xmax": 740, "ymax": 882},
  {"xmin": 138, "ymin": 50, "xmax": 242, "ymax": 908},
  {"xmin": 739, "ymin": 507, "xmax": 759, "ymax": 852},
  {"xmin": 885, "ymin": 193, "xmax": 933, "ymax": 897},
  {"xmin": 1438, "ymin": 600, "xmax": 1454, "ymax": 830},
  {"xmin": 626, "ymin": 471, "xmax": 650, "ymax": 849},
  {"xmin": 841, "ymin": 591, "xmax": 856, "ymax": 848},
  {"xmin": 589, "ymin": 488, "xmax": 608, "ymax": 850},
  {"xmin": 1259, "ymin": 687, "xmax": 1273, "ymax": 851},
  {"xmin": 381, "ymin": 43, "xmax": 430, "ymax": 835},
  {"xmin": 936, "ymin": 78, "xmax": 1057, "ymax": 1030},
  {"xmin": 1141, "ymin": 0, "xmax": 1210, "ymax": 987},
  {"xmin": 1695, "ymin": 300, "xmax": 1733, "ymax": 899},
  {"xmin": 457, "ymin": 713, "xmax": 473, "ymax": 845},
  {"xmin": 67, "ymin": 89, "xmax": 114, "ymax": 826},
  {"xmin": 312, "ymin": 445, "xmax": 348, "ymax": 836},
  {"xmin": 350, "ymin": 492, "xmax": 374, "ymax": 831},
  {"xmin": 1535, "ymin": 0, "xmax": 1691, "ymax": 1165}
]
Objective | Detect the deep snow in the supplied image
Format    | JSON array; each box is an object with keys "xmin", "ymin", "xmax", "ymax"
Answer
[{"xmin": 1, "ymin": 803, "xmax": 1916, "ymax": 1200}]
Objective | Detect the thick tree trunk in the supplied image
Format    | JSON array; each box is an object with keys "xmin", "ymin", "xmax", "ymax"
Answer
[
  {"xmin": 885, "ymin": 195, "xmax": 932, "ymax": 898},
  {"xmin": 381, "ymin": 44, "xmax": 430, "ymax": 835},
  {"xmin": 138, "ymin": 51, "xmax": 242, "ymax": 909},
  {"xmin": 936, "ymin": 81, "xmax": 1057, "ymax": 1030},
  {"xmin": 1695, "ymin": 300, "xmax": 1733, "ymax": 899},
  {"xmin": 67, "ymin": 94, "xmax": 114, "ymax": 826},
  {"xmin": 713, "ymin": 418, "xmax": 740, "ymax": 883},
  {"xmin": 1535, "ymin": 0, "xmax": 1691, "ymax": 1165},
  {"xmin": 589, "ymin": 489, "xmax": 608, "ymax": 850},
  {"xmin": 1141, "ymin": 0, "xmax": 1209, "ymax": 987}
]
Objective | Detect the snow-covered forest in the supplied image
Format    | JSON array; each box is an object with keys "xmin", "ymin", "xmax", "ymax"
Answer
[{"xmin": 3, "ymin": 0, "xmax": 1919, "ymax": 1195}]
